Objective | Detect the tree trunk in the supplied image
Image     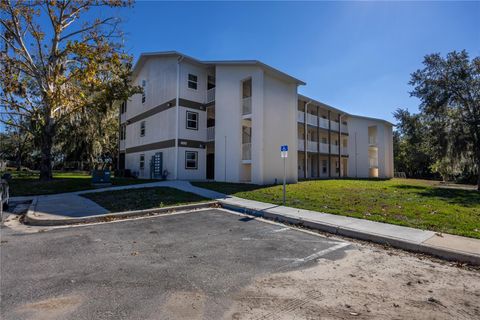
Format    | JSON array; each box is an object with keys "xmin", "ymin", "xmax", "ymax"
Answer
[{"xmin": 39, "ymin": 124, "xmax": 54, "ymax": 181}]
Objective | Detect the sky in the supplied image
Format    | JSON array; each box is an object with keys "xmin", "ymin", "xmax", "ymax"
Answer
[{"xmin": 114, "ymin": 1, "xmax": 479, "ymax": 123}]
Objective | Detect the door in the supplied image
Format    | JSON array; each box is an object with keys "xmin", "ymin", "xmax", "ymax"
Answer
[
  {"xmin": 206, "ymin": 153, "xmax": 215, "ymax": 180},
  {"xmin": 150, "ymin": 152, "xmax": 163, "ymax": 179}
]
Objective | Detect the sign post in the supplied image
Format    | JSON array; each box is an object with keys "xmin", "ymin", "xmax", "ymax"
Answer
[{"xmin": 280, "ymin": 145, "xmax": 288, "ymax": 205}]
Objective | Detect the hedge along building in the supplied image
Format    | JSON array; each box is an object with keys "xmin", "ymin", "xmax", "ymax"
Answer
[{"xmin": 118, "ymin": 51, "xmax": 393, "ymax": 184}]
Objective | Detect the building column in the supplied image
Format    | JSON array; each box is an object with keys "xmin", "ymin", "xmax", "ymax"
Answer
[
  {"xmin": 328, "ymin": 110, "xmax": 331, "ymax": 178},
  {"xmin": 338, "ymin": 114, "xmax": 341, "ymax": 178},
  {"xmin": 316, "ymin": 105, "xmax": 320, "ymax": 178}
]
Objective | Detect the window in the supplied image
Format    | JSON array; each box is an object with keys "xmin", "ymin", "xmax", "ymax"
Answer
[
  {"xmin": 321, "ymin": 137, "xmax": 327, "ymax": 144},
  {"xmin": 335, "ymin": 160, "xmax": 340, "ymax": 173},
  {"xmin": 185, "ymin": 151, "xmax": 198, "ymax": 169},
  {"xmin": 207, "ymin": 75, "xmax": 215, "ymax": 90},
  {"xmin": 242, "ymin": 78, "xmax": 252, "ymax": 98},
  {"xmin": 139, "ymin": 154, "xmax": 145, "ymax": 170},
  {"xmin": 120, "ymin": 124, "xmax": 126, "ymax": 140},
  {"xmin": 188, "ymin": 74, "xmax": 198, "ymax": 90},
  {"xmin": 322, "ymin": 160, "xmax": 328, "ymax": 174},
  {"xmin": 140, "ymin": 121, "xmax": 146, "ymax": 137},
  {"xmin": 141, "ymin": 80, "xmax": 146, "ymax": 103},
  {"xmin": 120, "ymin": 101, "xmax": 127, "ymax": 114},
  {"xmin": 186, "ymin": 111, "xmax": 198, "ymax": 130}
]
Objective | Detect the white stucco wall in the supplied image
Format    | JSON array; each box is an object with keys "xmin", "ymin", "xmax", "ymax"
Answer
[{"xmin": 347, "ymin": 116, "xmax": 393, "ymax": 178}]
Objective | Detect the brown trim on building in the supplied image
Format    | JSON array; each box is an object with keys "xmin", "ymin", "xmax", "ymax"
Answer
[
  {"xmin": 179, "ymin": 98, "xmax": 206, "ymax": 111},
  {"xmin": 126, "ymin": 139, "xmax": 176, "ymax": 153},
  {"xmin": 127, "ymin": 99, "xmax": 176, "ymax": 124},
  {"xmin": 126, "ymin": 98, "xmax": 207, "ymax": 125},
  {"xmin": 178, "ymin": 139, "xmax": 206, "ymax": 149}
]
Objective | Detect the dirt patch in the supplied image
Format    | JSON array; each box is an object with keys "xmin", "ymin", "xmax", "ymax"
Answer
[
  {"xmin": 162, "ymin": 291, "xmax": 206, "ymax": 320},
  {"xmin": 224, "ymin": 247, "xmax": 480, "ymax": 319},
  {"xmin": 15, "ymin": 294, "xmax": 83, "ymax": 320}
]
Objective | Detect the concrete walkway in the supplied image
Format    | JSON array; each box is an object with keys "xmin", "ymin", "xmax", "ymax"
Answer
[{"xmin": 14, "ymin": 180, "xmax": 480, "ymax": 264}]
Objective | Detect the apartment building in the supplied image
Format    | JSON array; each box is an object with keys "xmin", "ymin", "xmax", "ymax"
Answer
[{"xmin": 118, "ymin": 51, "xmax": 393, "ymax": 184}]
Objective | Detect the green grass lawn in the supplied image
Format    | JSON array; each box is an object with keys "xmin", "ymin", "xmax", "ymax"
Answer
[
  {"xmin": 82, "ymin": 187, "xmax": 208, "ymax": 212},
  {"xmin": 192, "ymin": 179, "xmax": 480, "ymax": 239},
  {"xmin": 3, "ymin": 170, "xmax": 158, "ymax": 196}
]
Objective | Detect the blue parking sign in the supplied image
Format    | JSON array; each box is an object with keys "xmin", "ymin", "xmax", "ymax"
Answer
[{"xmin": 280, "ymin": 145, "xmax": 288, "ymax": 152}]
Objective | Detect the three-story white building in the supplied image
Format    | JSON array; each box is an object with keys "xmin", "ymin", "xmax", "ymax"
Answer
[{"xmin": 119, "ymin": 51, "xmax": 393, "ymax": 184}]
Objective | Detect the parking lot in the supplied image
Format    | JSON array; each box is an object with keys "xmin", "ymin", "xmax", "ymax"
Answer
[{"xmin": 1, "ymin": 208, "xmax": 479, "ymax": 320}]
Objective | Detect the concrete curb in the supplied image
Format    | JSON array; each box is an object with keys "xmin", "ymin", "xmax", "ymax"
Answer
[
  {"xmin": 25, "ymin": 201, "xmax": 219, "ymax": 226},
  {"xmin": 220, "ymin": 202, "xmax": 480, "ymax": 266}
]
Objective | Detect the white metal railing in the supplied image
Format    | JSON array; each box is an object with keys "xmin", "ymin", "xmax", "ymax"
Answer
[
  {"xmin": 319, "ymin": 118, "xmax": 329, "ymax": 129},
  {"xmin": 298, "ymin": 139, "xmax": 305, "ymax": 151},
  {"xmin": 320, "ymin": 143, "xmax": 329, "ymax": 153},
  {"xmin": 242, "ymin": 143, "xmax": 252, "ymax": 160},
  {"xmin": 331, "ymin": 145, "xmax": 339, "ymax": 154},
  {"xmin": 297, "ymin": 110, "xmax": 305, "ymax": 123},
  {"xmin": 119, "ymin": 140, "xmax": 125, "ymax": 150},
  {"xmin": 207, "ymin": 126, "xmax": 215, "ymax": 141},
  {"xmin": 341, "ymin": 147, "xmax": 348, "ymax": 155},
  {"xmin": 206, "ymin": 88, "xmax": 215, "ymax": 103},
  {"xmin": 242, "ymin": 97, "xmax": 252, "ymax": 115},
  {"xmin": 341, "ymin": 124, "xmax": 348, "ymax": 133},
  {"xmin": 369, "ymin": 158, "xmax": 378, "ymax": 168},
  {"xmin": 369, "ymin": 136, "xmax": 377, "ymax": 145},
  {"xmin": 307, "ymin": 140, "xmax": 318, "ymax": 152},
  {"xmin": 330, "ymin": 121, "xmax": 339, "ymax": 131},
  {"xmin": 306, "ymin": 113, "xmax": 317, "ymax": 126}
]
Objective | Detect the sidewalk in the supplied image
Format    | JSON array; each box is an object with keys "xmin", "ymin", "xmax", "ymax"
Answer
[{"xmin": 16, "ymin": 181, "xmax": 480, "ymax": 265}]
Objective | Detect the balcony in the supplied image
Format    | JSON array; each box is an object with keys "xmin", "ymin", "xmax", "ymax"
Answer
[
  {"xmin": 369, "ymin": 157, "xmax": 378, "ymax": 168},
  {"xmin": 341, "ymin": 147, "xmax": 348, "ymax": 155},
  {"xmin": 330, "ymin": 121, "xmax": 339, "ymax": 131},
  {"xmin": 331, "ymin": 145, "xmax": 339, "ymax": 154},
  {"xmin": 242, "ymin": 97, "xmax": 252, "ymax": 116},
  {"xmin": 207, "ymin": 126, "xmax": 215, "ymax": 141},
  {"xmin": 206, "ymin": 88, "xmax": 215, "ymax": 103},
  {"xmin": 298, "ymin": 139, "xmax": 305, "ymax": 151},
  {"xmin": 319, "ymin": 118, "xmax": 329, "ymax": 129},
  {"xmin": 341, "ymin": 123, "xmax": 348, "ymax": 133},
  {"xmin": 242, "ymin": 143, "xmax": 252, "ymax": 161},
  {"xmin": 297, "ymin": 110, "xmax": 305, "ymax": 123},
  {"xmin": 307, "ymin": 140, "xmax": 318, "ymax": 152},
  {"xmin": 306, "ymin": 113, "xmax": 317, "ymax": 126},
  {"xmin": 319, "ymin": 143, "xmax": 329, "ymax": 153},
  {"xmin": 369, "ymin": 136, "xmax": 377, "ymax": 146}
]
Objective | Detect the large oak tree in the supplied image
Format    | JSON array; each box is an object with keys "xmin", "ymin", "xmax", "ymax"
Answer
[{"xmin": 0, "ymin": 0, "xmax": 136, "ymax": 180}]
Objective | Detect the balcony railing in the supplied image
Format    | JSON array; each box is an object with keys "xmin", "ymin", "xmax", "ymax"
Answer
[
  {"xmin": 306, "ymin": 113, "xmax": 317, "ymax": 126},
  {"xmin": 341, "ymin": 147, "xmax": 348, "ymax": 155},
  {"xmin": 331, "ymin": 145, "xmax": 339, "ymax": 154},
  {"xmin": 242, "ymin": 97, "xmax": 252, "ymax": 116},
  {"xmin": 242, "ymin": 142, "xmax": 252, "ymax": 160},
  {"xmin": 319, "ymin": 118, "xmax": 329, "ymax": 129},
  {"xmin": 207, "ymin": 126, "xmax": 215, "ymax": 141},
  {"xmin": 341, "ymin": 123, "xmax": 348, "ymax": 133},
  {"xmin": 330, "ymin": 121, "xmax": 339, "ymax": 131},
  {"xmin": 119, "ymin": 140, "xmax": 125, "ymax": 150},
  {"xmin": 298, "ymin": 139, "xmax": 305, "ymax": 151},
  {"xmin": 369, "ymin": 158, "xmax": 378, "ymax": 168},
  {"xmin": 369, "ymin": 136, "xmax": 377, "ymax": 145},
  {"xmin": 297, "ymin": 110, "xmax": 305, "ymax": 123},
  {"xmin": 320, "ymin": 143, "xmax": 329, "ymax": 153},
  {"xmin": 206, "ymin": 88, "xmax": 215, "ymax": 103},
  {"xmin": 307, "ymin": 140, "xmax": 318, "ymax": 152}
]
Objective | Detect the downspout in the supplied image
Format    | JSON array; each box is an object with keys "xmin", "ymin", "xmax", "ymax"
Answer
[
  {"xmin": 304, "ymin": 100, "xmax": 312, "ymax": 179},
  {"xmin": 174, "ymin": 55, "xmax": 184, "ymax": 180}
]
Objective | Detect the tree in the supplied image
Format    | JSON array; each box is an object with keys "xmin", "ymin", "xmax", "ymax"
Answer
[
  {"xmin": 393, "ymin": 108, "xmax": 435, "ymax": 179},
  {"xmin": 0, "ymin": 0, "xmax": 135, "ymax": 180},
  {"xmin": 409, "ymin": 51, "xmax": 480, "ymax": 190}
]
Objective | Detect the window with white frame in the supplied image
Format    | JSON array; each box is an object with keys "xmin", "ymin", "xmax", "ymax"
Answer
[
  {"xmin": 141, "ymin": 80, "xmax": 146, "ymax": 103},
  {"xmin": 140, "ymin": 121, "xmax": 146, "ymax": 137},
  {"xmin": 139, "ymin": 154, "xmax": 145, "ymax": 170},
  {"xmin": 185, "ymin": 151, "xmax": 198, "ymax": 169},
  {"xmin": 186, "ymin": 111, "xmax": 198, "ymax": 130},
  {"xmin": 188, "ymin": 74, "xmax": 198, "ymax": 90}
]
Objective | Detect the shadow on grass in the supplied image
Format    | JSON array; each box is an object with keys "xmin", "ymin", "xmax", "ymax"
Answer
[{"xmin": 394, "ymin": 184, "xmax": 480, "ymax": 207}]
